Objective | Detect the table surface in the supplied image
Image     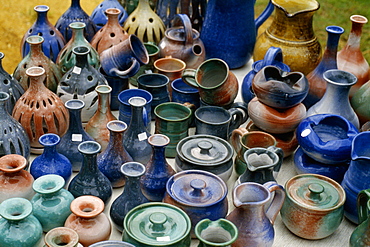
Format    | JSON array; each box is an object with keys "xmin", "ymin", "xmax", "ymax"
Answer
[{"xmin": 33, "ymin": 59, "xmax": 357, "ymax": 246}]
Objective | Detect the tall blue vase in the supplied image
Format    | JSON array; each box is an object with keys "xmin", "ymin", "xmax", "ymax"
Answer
[
  {"xmin": 21, "ymin": 5, "xmax": 66, "ymax": 62},
  {"xmin": 30, "ymin": 133, "xmax": 73, "ymax": 183},
  {"xmin": 91, "ymin": 0, "xmax": 128, "ymax": 30},
  {"xmin": 56, "ymin": 99, "xmax": 94, "ymax": 172}
]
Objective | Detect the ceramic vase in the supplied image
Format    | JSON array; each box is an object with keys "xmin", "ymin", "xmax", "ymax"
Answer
[
  {"xmin": 31, "ymin": 174, "xmax": 75, "ymax": 232},
  {"xmin": 64, "ymin": 195, "xmax": 111, "ymax": 247},
  {"xmin": 0, "ymin": 154, "xmax": 34, "ymax": 203},
  {"xmin": 141, "ymin": 134, "xmax": 175, "ymax": 201},
  {"xmin": 109, "ymin": 162, "xmax": 149, "ymax": 231},
  {"xmin": 12, "ymin": 67, "xmax": 69, "ymax": 154},
  {"xmin": 68, "ymin": 141, "xmax": 113, "ymax": 204},
  {"xmin": 338, "ymin": 15, "xmax": 369, "ymax": 96},
  {"xmin": 86, "ymin": 85, "xmax": 117, "ymax": 152},
  {"xmin": 0, "ymin": 198, "xmax": 43, "ymax": 247},
  {"xmin": 30, "ymin": 133, "xmax": 73, "ymax": 182},
  {"xmin": 91, "ymin": 0, "xmax": 128, "ymax": 30},
  {"xmin": 97, "ymin": 120, "xmax": 133, "ymax": 188},
  {"xmin": 304, "ymin": 26, "xmax": 344, "ymax": 108},
  {"xmin": 57, "ymin": 46, "xmax": 108, "ymax": 124},
  {"xmin": 307, "ymin": 69, "xmax": 360, "ymax": 129},
  {"xmin": 56, "ymin": 99, "xmax": 94, "ymax": 172},
  {"xmin": 55, "ymin": 0, "xmax": 97, "ymax": 42},
  {"xmin": 44, "ymin": 227, "xmax": 81, "ymax": 247},
  {"xmin": 56, "ymin": 22, "xmax": 100, "ymax": 75},
  {"xmin": 0, "ymin": 92, "xmax": 30, "ymax": 160},
  {"xmin": 91, "ymin": 8, "xmax": 130, "ymax": 54},
  {"xmin": 21, "ymin": 5, "xmax": 66, "ymax": 62},
  {"xmin": 14, "ymin": 35, "xmax": 61, "ymax": 93},
  {"xmin": 0, "ymin": 53, "xmax": 24, "ymax": 113},
  {"xmin": 123, "ymin": 96, "xmax": 152, "ymax": 164}
]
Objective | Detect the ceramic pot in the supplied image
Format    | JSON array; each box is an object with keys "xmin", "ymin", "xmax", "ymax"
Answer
[
  {"xmin": 175, "ymin": 134, "xmax": 234, "ymax": 182},
  {"xmin": 44, "ymin": 227, "xmax": 81, "ymax": 247},
  {"xmin": 164, "ymin": 170, "xmax": 228, "ymax": 237},
  {"xmin": 195, "ymin": 219, "xmax": 238, "ymax": 247},
  {"xmin": 0, "ymin": 154, "xmax": 34, "ymax": 203},
  {"xmin": 31, "ymin": 174, "xmax": 74, "ymax": 232},
  {"xmin": 154, "ymin": 57, "xmax": 187, "ymax": 83},
  {"xmin": 90, "ymin": 241, "xmax": 135, "ymax": 247},
  {"xmin": 350, "ymin": 189, "xmax": 370, "ymax": 246},
  {"xmin": 281, "ymin": 174, "xmax": 345, "ymax": 239},
  {"xmin": 171, "ymin": 78, "xmax": 200, "ymax": 108},
  {"xmin": 0, "ymin": 197, "xmax": 43, "ymax": 247},
  {"xmin": 296, "ymin": 114, "xmax": 359, "ymax": 164},
  {"xmin": 248, "ymin": 97, "xmax": 306, "ymax": 134},
  {"xmin": 12, "ymin": 67, "xmax": 69, "ymax": 154},
  {"xmin": 91, "ymin": 0, "xmax": 128, "ymax": 30},
  {"xmin": 254, "ymin": 0, "xmax": 322, "ymax": 75},
  {"xmin": 158, "ymin": 14, "xmax": 205, "ymax": 69},
  {"xmin": 64, "ymin": 195, "xmax": 111, "ymax": 247},
  {"xmin": 0, "ymin": 92, "xmax": 30, "ymax": 160},
  {"xmin": 21, "ymin": 5, "xmax": 65, "ymax": 62},
  {"xmin": 123, "ymin": 202, "xmax": 192, "ymax": 247}
]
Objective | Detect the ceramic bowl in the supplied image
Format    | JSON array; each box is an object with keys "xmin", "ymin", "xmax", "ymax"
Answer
[
  {"xmin": 248, "ymin": 97, "xmax": 306, "ymax": 134},
  {"xmin": 89, "ymin": 241, "xmax": 136, "ymax": 247},
  {"xmin": 252, "ymin": 66, "xmax": 309, "ymax": 109},
  {"xmin": 296, "ymin": 114, "xmax": 359, "ymax": 164}
]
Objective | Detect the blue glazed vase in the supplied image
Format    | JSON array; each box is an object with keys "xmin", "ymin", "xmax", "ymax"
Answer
[
  {"xmin": 68, "ymin": 141, "xmax": 113, "ymax": 204},
  {"xmin": 55, "ymin": 0, "xmax": 98, "ymax": 42},
  {"xmin": 21, "ymin": 5, "xmax": 66, "ymax": 63},
  {"xmin": 97, "ymin": 120, "xmax": 133, "ymax": 188},
  {"xmin": 141, "ymin": 134, "xmax": 175, "ymax": 201},
  {"xmin": 91, "ymin": 0, "xmax": 128, "ymax": 30},
  {"xmin": 56, "ymin": 99, "xmax": 94, "ymax": 172},
  {"xmin": 110, "ymin": 162, "xmax": 149, "ymax": 231},
  {"xmin": 30, "ymin": 133, "xmax": 73, "ymax": 182},
  {"xmin": 0, "ymin": 198, "xmax": 43, "ymax": 247},
  {"xmin": 30, "ymin": 174, "xmax": 74, "ymax": 232}
]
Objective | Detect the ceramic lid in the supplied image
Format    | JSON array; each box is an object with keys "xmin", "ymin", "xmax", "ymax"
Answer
[
  {"xmin": 167, "ymin": 170, "xmax": 227, "ymax": 207},
  {"xmin": 286, "ymin": 174, "xmax": 345, "ymax": 210},
  {"xmin": 124, "ymin": 202, "xmax": 191, "ymax": 245},
  {"xmin": 178, "ymin": 135, "xmax": 233, "ymax": 165}
]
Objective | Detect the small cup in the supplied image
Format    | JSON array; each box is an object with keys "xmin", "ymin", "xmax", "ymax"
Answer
[
  {"xmin": 171, "ymin": 78, "xmax": 200, "ymax": 108},
  {"xmin": 195, "ymin": 218, "xmax": 238, "ymax": 247},
  {"xmin": 154, "ymin": 57, "xmax": 187, "ymax": 82}
]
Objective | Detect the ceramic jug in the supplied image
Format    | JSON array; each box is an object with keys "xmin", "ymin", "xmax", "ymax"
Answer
[
  {"xmin": 254, "ymin": 0, "xmax": 322, "ymax": 75},
  {"xmin": 200, "ymin": 0, "xmax": 274, "ymax": 69},
  {"xmin": 226, "ymin": 181, "xmax": 285, "ymax": 247},
  {"xmin": 350, "ymin": 189, "xmax": 370, "ymax": 246}
]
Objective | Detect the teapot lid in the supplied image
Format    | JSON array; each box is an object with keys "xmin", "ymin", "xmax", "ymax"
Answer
[
  {"xmin": 124, "ymin": 202, "xmax": 191, "ymax": 245},
  {"xmin": 167, "ymin": 170, "xmax": 227, "ymax": 207},
  {"xmin": 178, "ymin": 135, "xmax": 233, "ymax": 165},
  {"xmin": 285, "ymin": 174, "xmax": 345, "ymax": 210}
]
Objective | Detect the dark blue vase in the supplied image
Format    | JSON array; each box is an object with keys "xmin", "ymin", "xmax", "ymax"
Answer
[
  {"xmin": 140, "ymin": 134, "xmax": 175, "ymax": 201},
  {"xmin": 56, "ymin": 99, "xmax": 94, "ymax": 172},
  {"xmin": 21, "ymin": 5, "xmax": 66, "ymax": 63},
  {"xmin": 109, "ymin": 162, "xmax": 149, "ymax": 231},
  {"xmin": 30, "ymin": 133, "xmax": 73, "ymax": 183},
  {"xmin": 68, "ymin": 141, "xmax": 113, "ymax": 204},
  {"xmin": 55, "ymin": 0, "xmax": 98, "ymax": 42},
  {"xmin": 97, "ymin": 120, "xmax": 133, "ymax": 188},
  {"xmin": 91, "ymin": 0, "xmax": 128, "ymax": 30}
]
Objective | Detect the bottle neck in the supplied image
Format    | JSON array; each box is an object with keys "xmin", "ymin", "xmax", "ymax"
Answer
[
  {"xmin": 124, "ymin": 175, "xmax": 142, "ymax": 194},
  {"xmin": 107, "ymin": 130, "xmax": 124, "ymax": 151},
  {"xmin": 71, "ymin": 0, "xmax": 81, "ymax": 8},
  {"xmin": 79, "ymin": 152, "xmax": 99, "ymax": 174},
  {"xmin": 319, "ymin": 31, "xmax": 342, "ymax": 69},
  {"xmin": 97, "ymin": 92, "xmax": 110, "ymax": 115},
  {"xmin": 147, "ymin": 145, "xmax": 167, "ymax": 172},
  {"xmin": 71, "ymin": 28, "xmax": 85, "ymax": 43},
  {"xmin": 29, "ymin": 42, "xmax": 43, "ymax": 57},
  {"xmin": 345, "ymin": 21, "xmax": 364, "ymax": 50},
  {"xmin": 75, "ymin": 53, "xmax": 89, "ymax": 68},
  {"xmin": 68, "ymin": 108, "xmax": 85, "ymax": 133},
  {"xmin": 128, "ymin": 105, "xmax": 147, "ymax": 134},
  {"xmin": 28, "ymin": 74, "xmax": 48, "ymax": 92},
  {"xmin": 36, "ymin": 10, "xmax": 50, "ymax": 25}
]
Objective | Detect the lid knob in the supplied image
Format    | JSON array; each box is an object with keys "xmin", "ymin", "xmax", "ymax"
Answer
[
  {"xmin": 149, "ymin": 212, "xmax": 167, "ymax": 232},
  {"xmin": 190, "ymin": 179, "xmax": 206, "ymax": 197},
  {"xmin": 308, "ymin": 183, "xmax": 324, "ymax": 201},
  {"xmin": 198, "ymin": 141, "xmax": 213, "ymax": 154}
]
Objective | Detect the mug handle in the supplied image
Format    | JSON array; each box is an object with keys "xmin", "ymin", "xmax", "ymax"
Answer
[
  {"xmin": 228, "ymin": 108, "xmax": 245, "ymax": 138},
  {"xmin": 109, "ymin": 58, "xmax": 139, "ymax": 78},
  {"xmin": 263, "ymin": 181, "xmax": 285, "ymax": 224},
  {"xmin": 183, "ymin": 102, "xmax": 196, "ymax": 124},
  {"xmin": 357, "ymin": 189, "xmax": 370, "ymax": 224},
  {"xmin": 230, "ymin": 127, "xmax": 248, "ymax": 154},
  {"xmin": 181, "ymin": 69, "xmax": 199, "ymax": 88}
]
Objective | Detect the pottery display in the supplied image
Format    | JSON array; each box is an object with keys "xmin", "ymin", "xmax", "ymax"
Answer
[
  {"xmin": 158, "ymin": 14, "xmax": 205, "ymax": 69},
  {"xmin": 12, "ymin": 67, "xmax": 69, "ymax": 154},
  {"xmin": 0, "ymin": 154, "xmax": 34, "ymax": 203},
  {"xmin": 91, "ymin": 0, "xmax": 128, "ymax": 30},
  {"xmin": 44, "ymin": 227, "xmax": 81, "ymax": 247},
  {"xmin": 350, "ymin": 189, "xmax": 370, "ymax": 246},
  {"xmin": 281, "ymin": 174, "xmax": 345, "ymax": 239},
  {"xmin": 254, "ymin": 0, "xmax": 322, "ymax": 75},
  {"xmin": 195, "ymin": 218, "xmax": 238, "ymax": 247}
]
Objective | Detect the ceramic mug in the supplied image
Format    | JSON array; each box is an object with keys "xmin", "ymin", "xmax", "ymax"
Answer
[
  {"xmin": 171, "ymin": 78, "xmax": 200, "ymax": 108},
  {"xmin": 195, "ymin": 106, "xmax": 244, "ymax": 140},
  {"xmin": 154, "ymin": 102, "xmax": 194, "ymax": 158},
  {"xmin": 195, "ymin": 218, "xmax": 238, "ymax": 247},
  {"xmin": 154, "ymin": 57, "xmax": 187, "ymax": 82}
]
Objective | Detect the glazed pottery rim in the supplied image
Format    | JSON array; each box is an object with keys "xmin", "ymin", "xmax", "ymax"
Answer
[
  {"xmin": 154, "ymin": 57, "xmax": 186, "ymax": 72},
  {"xmin": 118, "ymin": 88, "xmax": 153, "ymax": 105},
  {"xmin": 171, "ymin": 78, "xmax": 199, "ymax": 93},
  {"xmin": 128, "ymin": 96, "xmax": 147, "ymax": 107},
  {"xmin": 70, "ymin": 195, "xmax": 105, "ymax": 218},
  {"xmin": 195, "ymin": 106, "xmax": 232, "ymax": 125},
  {"xmin": 350, "ymin": 14, "xmax": 368, "ymax": 24},
  {"xmin": 196, "ymin": 58, "xmax": 229, "ymax": 90},
  {"xmin": 72, "ymin": 45, "xmax": 90, "ymax": 56},
  {"xmin": 154, "ymin": 102, "xmax": 192, "ymax": 122},
  {"xmin": 271, "ymin": 0, "xmax": 320, "ymax": 17},
  {"xmin": 34, "ymin": 5, "xmax": 50, "ymax": 13},
  {"xmin": 45, "ymin": 227, "xmax": 80, "ymax": 246},
  {"xmin": 137, "ymin": 73, "xmax": 170, "ymax": 88},
  {"xmin": 89, "ymin": 240, "xmax": 136, "ymax": 247},
  {"xmin": 65, "ymin": 98, "xmax": 85, "ymax": 110},
  {"xmin": 26, "ymin": 66, "xmax": 45, "ymax": 77},
  {"xmin": 107, "ymin": 120, "xmax": 128, "ymax": 132},
  {"xmin": 0, "ymin": 154, "xmax": 27, "ymax": 172},
  {"xmin": 0, "ymin": 197, "xmax": 33, "ymax": 220},
  {"xmin": 128, "ymin": 35, "xmax": 149, "ymax": 65},
  {"xmin": 123, "ymin": 202, "xmax": 191, "ymax": 245},
  {"xmin": 323, "ymin": 69, "xmax": 357, "ymax": 87},
  {"xmin": 144, "ymin": 42, "xmax": 160, "ymax": 56},
  {"xmin": 243, "ymin": 147, "xmax": 280, "ymax": 171},
  {"xmin": 240, "ymin": 131, "xmax": 277, "ymax": 149},
  {"xmin": 233, "ymin": 182, "xmax": 272, "ymax": 207},
  {"xmin": 32, "ymin": 174, "xmax": 65, "ymax": 194},
  {"xmin": 326, "ymin": 25, "xmax": 345, "ymax": 35},
  {"xmin": 285, "ymin": 173, "xmax": 346, "ymax": 212},
  {"xmin": 69, "ymin": 21, "xmax": 86, "ymax": 29},
  {"xmin": 148, "ymin": 134, "xmax": 170, "ymax": 147},
  {"xmin": 121, "ymin": 162, "xmax": 146, "ymax": 178},
  {"xmin": 78, "ymin": 141, "xmax": 102, "ymax": 155},
  {"xmin": 105, "ymin": 7, "xmax": 121, "ymax": 16},
  {"xmin": 194, "ymin": 218, "xmax": 239, "ymax": 246},
  {"xmin": 26, "ymin": 35, "xmax": 44, "ymax": 45},
  {"xmin": 39, "ymin": 133, "xmax": 60, "ymax": 147},
  {"xmin": 96, "ymin": 84, "xmax": 113, "ymax": 94}
]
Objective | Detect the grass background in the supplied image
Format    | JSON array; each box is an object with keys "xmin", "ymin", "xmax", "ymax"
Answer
[{"xmin": 0, "ymin": 0, "xmax": 369, "ymax": 73}]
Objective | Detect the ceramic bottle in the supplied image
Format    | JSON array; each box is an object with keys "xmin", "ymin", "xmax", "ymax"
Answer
[
  {"xmin": 91, "ymin": 0, "xmax": 128, "ymax": 30},
  {"xmin": 44, "ymin": 227, "xmax": 81, "ymax": 247}
]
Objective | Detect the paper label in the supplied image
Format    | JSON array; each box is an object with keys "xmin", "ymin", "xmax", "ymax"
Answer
[
  {"xmin": 138, "ymin": 132, "xmax": 148, "ymax": 141},
  {"xmin": 156, "ymin": 236, "xmax": 170, "ymax": 241},
  {"xmin": 301, "ymin": 129, "xmax": 311, "ymax": 137},
  {"xmin": 72, "ymin": 66, "xmax": 82, "ymax": 74},
  {"xmin": 72, "ymin": 134, "xmax": 83, "ymax": 142}
]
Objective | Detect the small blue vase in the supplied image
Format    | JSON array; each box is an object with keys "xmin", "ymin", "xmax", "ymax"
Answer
[
  {"xmin": 55, "ymin": 0, "xmax": 98, "ymax": 42},
  {"xmin": 30, "ymin": 133, "xmax": 73, "ymax": 182},
  {"xmin": 91, "ymin": 0, "xmax": 128, "ymax": 30},
  {"xmin": 56, "ymin": 99, "xmax": 94, "ymax": 172},
  {"xmin": 68, "ymin": 141, "xmax": 113, "ymax": 204},
  {"xmin": 110, "ymin": 162, "xmax": 149, "ymax": 231}
]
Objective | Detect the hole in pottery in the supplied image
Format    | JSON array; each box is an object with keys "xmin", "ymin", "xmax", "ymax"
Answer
[
  {"xmin": 110, "ymin": 32, "xmax": 115, "ymax": 38},
  {"xmin": 3, "ymin": 129, "xmax": 7, "ymax": 135},
  {"xmin": 3, "ymin": 79, "xmax": 9, "ymax": 85},
  {"xmin": 87, "ymin": 75, "xmax": 93, "ymax": 81},
  {"xmin": 149, "ymin": 18, "xmax": 154, "ymax": 23},
  {"xmin": 28, "ymin": 29, "xmax": 33, "ymax": 34},
  {"xmin": 50, "ymin": 30, "xmax": 54, "ymax": 36},
  {"xmin": 82, "ymin": 207, "xmax": 93, "ymax": 213},
  {"xmin": 132, "ymin": 17, "xmax": 136, "ymax": 22},
  {"xmin": 0, "ymin": 144, "xmax": 5, "ymax": 156},
  {"xmin": 193, "ymin": 45, "xmax": 202, "ymax": 55},
  {"xmin": 11, "ymin": 211, "xmax": 22, "ymax": 216},
  {"xmin": 38, "ymin": 32, "xmax": 43, "ymax": 36}
]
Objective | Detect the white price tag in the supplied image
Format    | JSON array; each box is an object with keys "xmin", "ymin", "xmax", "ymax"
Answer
[
  {"xmin": 301, "ymin": 129, "xmax": 311, "ymax": 137},
  {"xmin": 156, "ymin": 236, "xmax": 170, "ymax": 241},
  {"xmin": 72, "ymin": 66, "xmax": 82, "ymax": 74},
  {"xmin": 72, "ymin": 134, "xmax": 83, "ymax": 142},
  {"xmin": 138, "ymin": 132, "xmax": 148, "ymax": 141}
]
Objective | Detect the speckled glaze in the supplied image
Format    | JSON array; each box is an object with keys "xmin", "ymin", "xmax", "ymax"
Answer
[
  {"xmin": 350, "ymin": 189, "xmax": 370, "ymax": 246},
  {"xmin": 296, "ymin": 114, "xmax": 359, "ymax": 164},
  {"xmin": 248, "ymin": 97, "xmax": 306, "ymax": 134},
  {"xmin": 182, "ymin": 59, "xmax": 239, "ymax": 107},
  {"xmin": 44, "ymin": 227, "xmax": 81, "ymax": 247},
  {"xmin": 195, "ymin": 218, "xmax": 238, "ymax": 247},
  {"xmin": 280, "ymin": 174, "xmax": 345, "ymax": 240}
]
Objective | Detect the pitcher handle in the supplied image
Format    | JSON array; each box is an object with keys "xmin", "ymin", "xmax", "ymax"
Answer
[
  {"xmin": 263, "ymin": 181, "xmax": 285, "ymax": 224},
  {"xmin": 228, "ymin": 108, "xmax": 245, "ymax": 138},
  {"xmin": 182, "ymin": 68, "xmax": 199, "ymax": 88},
  {"xmin": 357, "ymin": 189, "xmax": 370, "ymax": 224},
  {"xmin": 267, "ymin": 146, "xmax": 284, "ymax": 173},
  {"xmin": 230, "ymin": 127, "xmax": 248, "ymax": 154},
  {"xmin": 255, "ymin": 0, "xmax": 274, "ymax": 30},
  {"xmin": 172, "ymin": 14, "xmax": 193, "ymax": 45},
  {"xmin": 261, "ymin": 47, "xmax": 284, "ymax": 67}
]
